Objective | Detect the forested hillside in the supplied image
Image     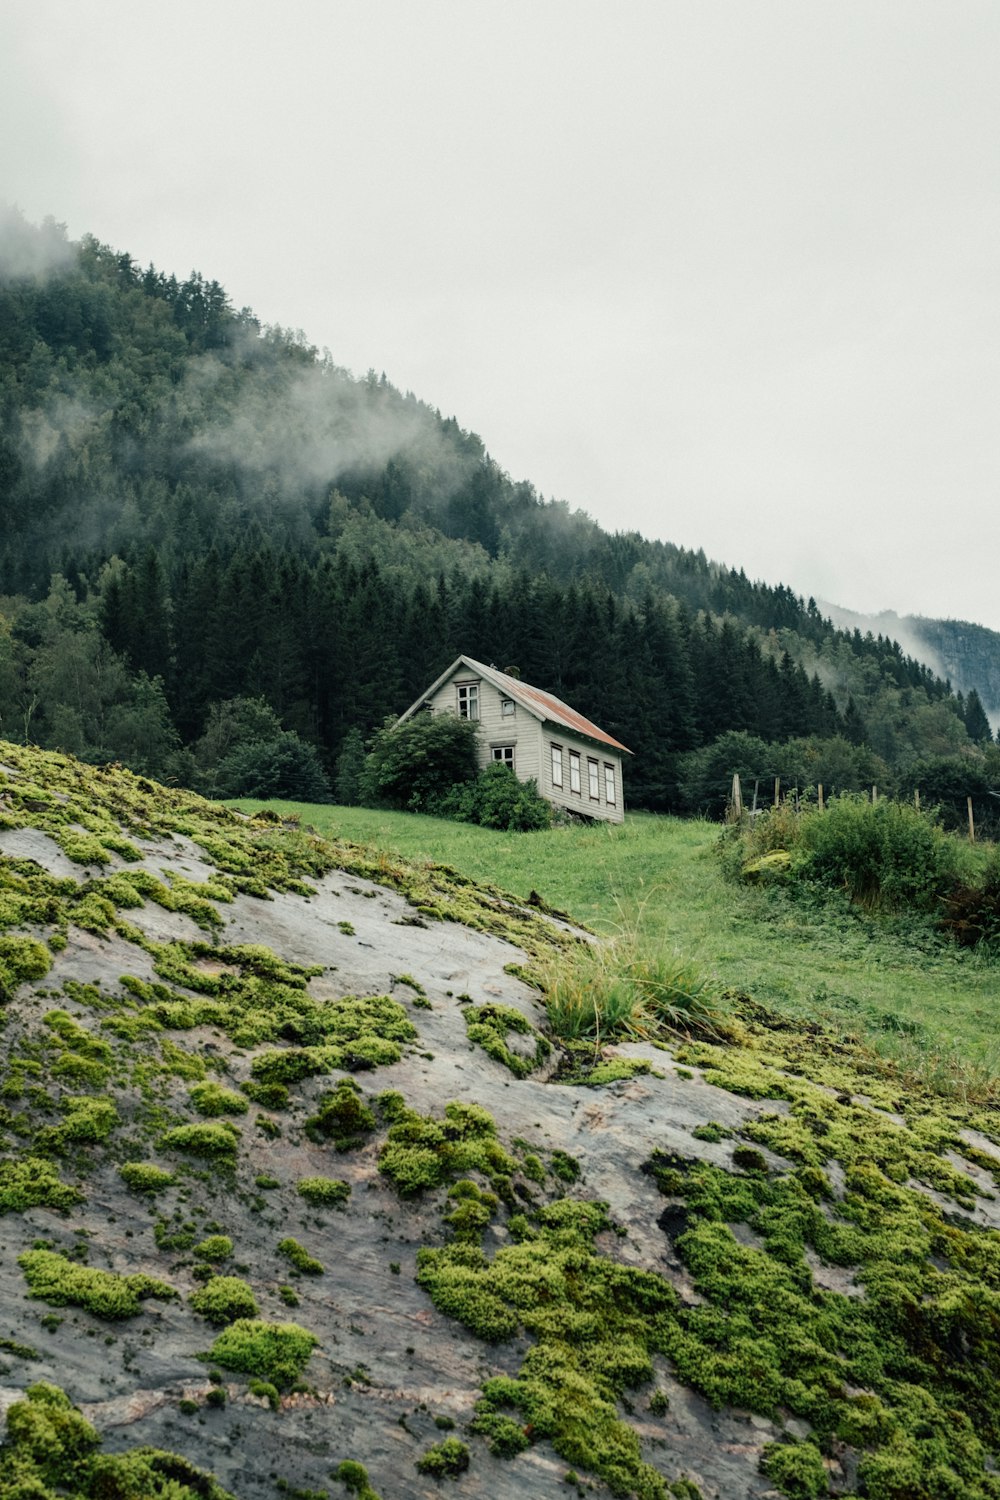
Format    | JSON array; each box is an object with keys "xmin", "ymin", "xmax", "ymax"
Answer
[{"xmin": 1, "ymin": 210, "xmax": 997, "ymax": 817}]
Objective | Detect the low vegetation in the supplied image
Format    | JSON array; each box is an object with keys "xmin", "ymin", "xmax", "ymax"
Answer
[
  {"xmin": 249, "ymin": 799, "xmax": 1000, "ymax": 1090},
  {"xmin": 18, "ymin": 1250, "xmax": 175, "ymax": 1319},
  {"xmin": 205, "ymin": 1319, "xmax": 319, "ymax": 1388},
  {"xmin": 0, "ymin": 1383, "xmax": 236, "ymax": 1500}
]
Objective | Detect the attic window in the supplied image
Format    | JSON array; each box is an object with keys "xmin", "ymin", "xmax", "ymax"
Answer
[
  {"xmin": 500, "ymin": 697, "xmax": 515, "ymax": 717},
  {"xmin": 456, "ymin": 682, "xmax": 479, "ymax": 720}
]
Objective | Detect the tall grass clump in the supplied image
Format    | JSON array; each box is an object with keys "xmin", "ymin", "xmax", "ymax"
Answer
[{"xmin": 541, "ymin": 933, "xmax": 719, "ymax": 1046}]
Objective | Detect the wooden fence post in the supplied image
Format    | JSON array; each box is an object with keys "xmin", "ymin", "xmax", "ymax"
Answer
[
  {"xmin": 914, "ymin": 788, "xmax": 920, "ymax": 812},
  {"xmin": 773, "ymin": 776, "xmax": 780, "ymax": 808},
  {"xmin": 818, "ymin": 782, "xmax": 824, "ymax": 812},
  {"xmin": 872, "ymin": 785, "xmax": 878, "ymax": 805},
  {"xmin": 968, "ymin": 796, "xmax": 975, "ymax": 843},
  {"xmin": 751, "ymin": 779, "xmax": 760, "ymax": 815},
  {"xmin": 730, "ymin": 773, "xmax": 743, "ymax": 820}
]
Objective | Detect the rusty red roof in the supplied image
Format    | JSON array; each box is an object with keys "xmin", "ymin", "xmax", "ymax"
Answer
[{"xmin": 460, "ymin": 658, "xmax": 632, "ymax": 754}]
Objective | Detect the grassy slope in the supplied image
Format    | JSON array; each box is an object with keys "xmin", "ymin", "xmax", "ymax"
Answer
[{"xmin": 233, "ymin": 803, "xmax": 1000, "ymax": 1090}]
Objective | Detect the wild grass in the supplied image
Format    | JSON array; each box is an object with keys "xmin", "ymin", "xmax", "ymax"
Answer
[{"xmin": 230, "ymin": 800, "xmax": 1000, "ymax": 1095}]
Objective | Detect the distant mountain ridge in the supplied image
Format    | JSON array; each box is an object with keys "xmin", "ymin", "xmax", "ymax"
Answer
[{"xmin": 822, "ymin": 603, "xmax": 1000, "ymax": 729}]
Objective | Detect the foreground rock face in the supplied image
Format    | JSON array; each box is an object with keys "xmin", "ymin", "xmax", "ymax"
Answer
[{"xmin": 1, "ymin": 745, "xmax": 999, "ymax": 1500}]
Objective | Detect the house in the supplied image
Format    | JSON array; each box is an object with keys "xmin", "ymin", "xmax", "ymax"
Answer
[{"xmin": 398, "ymin": 655, "xmax": 632, "ymax": 824}]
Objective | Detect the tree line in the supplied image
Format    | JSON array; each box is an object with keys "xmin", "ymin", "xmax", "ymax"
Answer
[{"xmin": 1, "ymin": 211, "xmax": 997, "ymax": 817}]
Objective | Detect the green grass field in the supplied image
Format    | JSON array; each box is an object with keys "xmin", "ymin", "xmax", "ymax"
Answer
[{"xmin": 232, "ymin": 801, "xmax": 1000, "ymax": 1093}]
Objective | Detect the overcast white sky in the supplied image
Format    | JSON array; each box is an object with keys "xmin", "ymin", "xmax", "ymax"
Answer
[{"xmin": 3, "ymin": 2, "xmax": 999, "ymax": 629}]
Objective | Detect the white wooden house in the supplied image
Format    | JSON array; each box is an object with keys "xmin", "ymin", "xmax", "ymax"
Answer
[{"xmin": 398, "ymin": 655, "xmax": 631, "ymax": 824}]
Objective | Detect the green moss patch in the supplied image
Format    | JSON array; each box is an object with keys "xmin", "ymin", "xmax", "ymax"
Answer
[
  {"xmin": 278, "ymin": 1237, "xmax": 324, "ymax": 1275},
  {"xmin": 118, "ymin": 1162, "xmax": 176, "ymax": 1194},
  {"xmin": 304, "ymin": 1078, "xmax": 376, "ymax": 1148},
  {"xmin": 0, "ymin": 933, "xmax": 53, "ymax": 1000},
  {"xmin": 379, "ymin": 1100, "xmax": 518, "ymax": 1197},
  {"xmin": 188, "ymin": 1081, "xmax": 249, "ymax": 1117},
  {"xmin": 19, "ymin": 1250, "xmax": 175, "ymax": 1319},
  {"xmin": 296, "ymin": 1176, "xmax": 351, "ymax": 1208},
  {"xmin": 160, "ymin": 1122, "xmax": 240, "ymax": 1158},
  {"xmin": 0, "ymin": 1155, "xmax": 84, "ymax": 1213},
  {"xmin": 464, "ymin": 1002, "xmax": 550, "ymax": 1078},
  {"xmin": 190, "ymin": 1276, "xmax": 259, "ymax": 1326},
  {"xmin": 0, "ymin": 1381, "xmax": 235, "ymax": 1498},
  {"xmin": 206, "ymin": 1318, "xmax": 318, "ymax": 1388}
]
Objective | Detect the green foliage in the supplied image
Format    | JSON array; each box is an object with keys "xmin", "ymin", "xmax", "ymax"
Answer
[
  {"xmin": 278, "ymin": 1237, "xmax": 324, "ymax": 1275},
  {"xmin": 362, "ymin": 713, "xmax": 479, "ymax": 812},
  {"xmin": 0, "ymin": 1156, "xmax": 84, "ymax": 1213},
  {"xmin": 797, "ymin": 795, "xmax": 961, "ymax": 911},
  {"xmin": 19, "ymin": 1249, "xmax": 175, "ymax": 1318},
  {"xmin": 161, "ymin": 1121, "xmax": 240, "ymax": 1158},
  {"xmin": 296, "ymin": 1176, "xmax": 351, "ymax": 1208},
  {"xmin": 415, "ymin": 1438, "xmax": 470, "ymax": 1478},
  {"xmin": 0, "ymin": 1381, "xmax": 236, "ymax": 1499},
  {"xmin": 940, "ymin": 848, "xmax": 1000, "ymax": 949},
  {"xmin": 190, "ymin": 1276, "xmax": 259, "ymax": 1326},
  {"xmin": 188, "ymin": 1081, "xmax": 250, "ymax": 1117},
  {"xmin": 760, "ymin": 1441, "xmax": 828, "ymax": 1499},
  {"xmin": 36, "ymin": 1095, "xmax": 119, "ymax": 1153},
  {"xmin": 194, "ymin": 1234, "xmax": 234, "ymax": 1262},
  {"xmin": 118, "ymin": 1162, "xmax": 176, "ymax": 1194},
  {"xmin": 463, "ymin": 1002, "xmax": 550, "ymax": 1078},
  {"xmin": 206, "ymin": 1319, "xmax": 318, "ymax": 1388},
  {"xmin": 249, "ymin": 1378, "xmax": 280, "ymax": 1409},
  {"xmin": 304, "ymin": 1078, "xmax": 377, "ymax": 1147},
  {"xmin": 446, "ymin": 762, "xmax": 552, "ymax": 831},
  {"xmin": 541, "ymin": 934, "xmax": 719, "ymax": 1045},
  {"xmin": 335, "ymin": 1458, "xmax": 383, "ymax": 1498},
  {"xmin": 378, "ymin": 1099, "xmax": 517, "ymax": 1196},
  {"xmin": 0, "ymin": 934, "xmax": 52, "ymax": 1000}
]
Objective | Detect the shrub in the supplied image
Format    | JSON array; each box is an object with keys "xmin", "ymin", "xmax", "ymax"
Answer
[
  {"xmin": 161, "ymin": 1122, "xmax": 240, "ymax": 1158},
  {"xmin": 278, "ymin": 1237, "xmax": 324, "ymax": 1275},
  {"xmin": 797, "ymin": 795, "xmax": 960, "ymax": 911},
  {"xmin": 194, "ymin": 1234, "xmax": 234, "ymax": 1262},
  {"xmin": 206, "ymin": 1319, "xmax": 318, "ymax": 1388},
  {"xmin": 19, "ymin": 1250, "xmax": 175, "ymax": 1319},
  {"xmin": 361, "ymin": 713, "xmax": 479, "ymax": 812},
  {"xmin": 118, "ymin": 1162, "xmax": 176, "ymax": 1195},
  {"xmin": 939, "ymin": 848, "xmax": 1000, "ymax": 948},
  {"xmin": 415, "ymin": 1437, "xmax": 470, "ymax": 1478},
  {"xmin": 446, "ymin": 763, "xmax": 552, "ymax": 831},
  {"xmin": 0, "ymin": 1157, "xmax": 84, "ymax": 1213},
  {"xmin": 304, "ymin": 1078, "xmax": 376, "ymax": 1147},
  {"xmin": 188, "ymin": 1082, "xmax": 249, "ymax": 1118},
  {"xmin": 296, "ymin": 1176, "xmax": 351, "ymax": 1208},
  {"xmin": 760, "ymin": 1440, "xmax": 828, "ymax": 1498},
  {"xmin": 190, "ymin": 1277, "xmax": 259, "ymax": 1326}
]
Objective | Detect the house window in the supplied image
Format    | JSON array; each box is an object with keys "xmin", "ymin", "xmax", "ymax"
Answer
[
  {"xmin": 588, "ymin": 757, "xmax": 600, "ymax": 800},
  {"xmin": 604, "ymin": 763, "xmax": 616, "ymax": 805},
  {"xmin": 500, "ymin": 697, "xmax": 515, "ymax": 717},
  {"xmin": 492, "ymin": 744, "xmax": 515, "ymax": 770},
  {"xmin": 551, "ymin": 743, "xmax": 564, "ymax": 788},
  {"xmin": 569, "ymin": 750, "xmax": 581, "ymax": 795},
  {"xmin": 456, "ymin": 682, "xmax": 479, "ymax": 720}
]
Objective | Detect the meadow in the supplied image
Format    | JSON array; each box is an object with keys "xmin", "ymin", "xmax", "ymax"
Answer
[{"xmin": 232, "ymin": 801, "xmax": 1000, "ymax": 1095}]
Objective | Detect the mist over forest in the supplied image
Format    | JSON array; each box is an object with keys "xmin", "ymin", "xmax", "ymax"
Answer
[{"xmin": 2, "ymin": 209, "xmax": 999, "ymax": 827}]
